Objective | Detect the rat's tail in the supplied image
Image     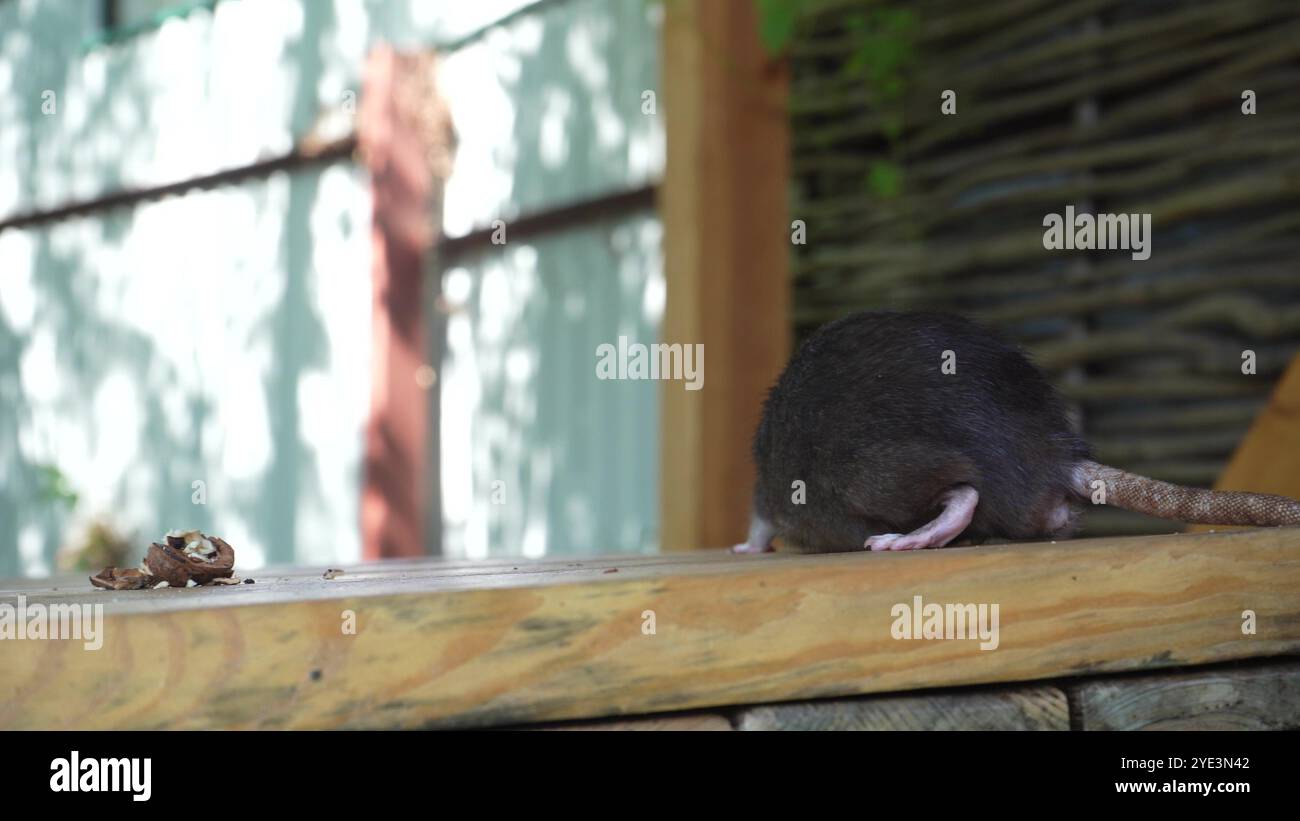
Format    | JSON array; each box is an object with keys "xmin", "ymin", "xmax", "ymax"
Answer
[{"xmin": 1070, "ymin": 461, "xmax": 1300, "ymax": 526}]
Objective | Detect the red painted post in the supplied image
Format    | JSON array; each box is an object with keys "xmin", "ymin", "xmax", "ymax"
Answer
[{"xmin": 357, "ymin": 46, "xmax": 455, "ymax": 559}]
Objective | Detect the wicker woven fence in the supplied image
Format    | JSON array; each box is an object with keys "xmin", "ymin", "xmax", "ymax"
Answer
[{"xmin": 787, "ymin": 0, "xmax": 1300, "ymax": 534}]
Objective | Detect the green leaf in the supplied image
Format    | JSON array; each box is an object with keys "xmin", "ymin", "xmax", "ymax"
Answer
[
  {"xmin": 757, "ymin": 0, "xmax": 800, "ymax": 55},
  {"xmin": 867, "ymin": 161, "xmax": 904, "ymax": 198},
  {"xmin": 841, "ymin": 6, "xmax": 917, "ymax": 98},
  {"xmin": 35, "ymin": 463, "xmax": 78, "ymax": 509}
]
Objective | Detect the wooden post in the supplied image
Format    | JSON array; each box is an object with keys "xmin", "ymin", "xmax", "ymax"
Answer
[
  {"xmin": 1188, "ymin": 353, "xmax": 1300, "ymax": 533},
  {"xmin": 659, "ymin": 0, "xmax": 792, "ymax": 551},
  {"xmin": 1212, "ymin": 353, "xmax": 1300, "ymax": 497},
  {"xmin": 357, "ymin": 47, "xmax": 455, "ymax": 559}
]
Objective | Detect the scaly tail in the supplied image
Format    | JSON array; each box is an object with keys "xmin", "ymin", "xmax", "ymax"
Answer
[{"xmin": 1071, "ymin": 461, "xmax": 1300, "ymax": 526}]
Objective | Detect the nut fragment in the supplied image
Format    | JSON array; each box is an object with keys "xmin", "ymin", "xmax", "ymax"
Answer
[
  {"xmin": 166, "ymin": 529, "xmax": 218, "ymax": 562},
  {"xmin": 145, "ymin": 535, "xmax": 235, "ymax": 587},
  {"xmin": 89, "ymin": 567, "xmax": 160, "ymax": 590},
  {"xmin": 93, "ymin": 530, "xmax": 239, "ymax": 590}
]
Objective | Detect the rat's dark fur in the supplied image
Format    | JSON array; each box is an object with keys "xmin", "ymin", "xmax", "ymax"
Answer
[{"xmin": 751, "ymin": 311, "xmax": 1091, "ymax": 552}]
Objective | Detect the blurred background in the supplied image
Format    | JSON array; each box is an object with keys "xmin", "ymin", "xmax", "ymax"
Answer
[
  {"xmin": 2, "ymin": 0, "xmax": 1299, "ymax": 578},
  {"xmin": 1, "ymin": 0, "xmax": 665, "ymax": 575}
]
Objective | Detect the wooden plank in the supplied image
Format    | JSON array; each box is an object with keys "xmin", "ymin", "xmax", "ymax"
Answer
[
  {"xmin": 736, "ymin": 685, "xmax": 1069, "ymax": 731},
  {"xmin": 2, "ymin": 528, "xmax": 1299, "ymax": 729},
  {"xmin": 659, "ymin": 0, "xmax": 792, "ymax": 551},
  {"xmin": 1071, "ymin": 659, "xmax": 1300, "ymax": 730}
]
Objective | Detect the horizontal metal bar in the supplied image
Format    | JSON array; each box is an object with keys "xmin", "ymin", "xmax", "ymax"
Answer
[
  {"xmin": 436, "ymin": 184, "xmax": 657, "ymax": 262},
  {"xmin": 0, "ymin": 135, "xmax": 356, "ymax": 234}
]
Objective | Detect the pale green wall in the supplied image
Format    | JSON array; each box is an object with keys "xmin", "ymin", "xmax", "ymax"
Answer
[
  {"xmin": 439, "ymin": 213, "xmax": 662, "ymax": 558},
  {"xmin": 434, "ymin": 0, "xmax": 665, "ymax": 558},
  {"xmin": 0, "ymin": 0, "xmax": 664, "ymax": 574}
]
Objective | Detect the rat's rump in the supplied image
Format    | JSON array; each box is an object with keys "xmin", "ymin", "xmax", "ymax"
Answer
[{"xmin": 751, "ymin": 311, "xmax": 1089, "ymax": 551}]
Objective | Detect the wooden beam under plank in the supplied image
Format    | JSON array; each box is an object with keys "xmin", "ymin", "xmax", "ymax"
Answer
[
  {"xmin": 735, "ymin": 684, "xmax": 1070, "ymax": 731},
  {"xmin": 1070, "ymin": 659, "xmax": 1300, "ymax": 730},
  {"xmin": 2, "ymin": 528, "xmax": 1299, "ymax": 729}
]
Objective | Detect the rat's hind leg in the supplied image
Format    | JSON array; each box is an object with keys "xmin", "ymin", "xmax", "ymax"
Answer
[
  {"xmin": 865, "ymin": 485, "xmax": 979, "ymax": 552},
  {"xmin": 731, "ymin": 513, "xmax": 776, "ymax": 553}
]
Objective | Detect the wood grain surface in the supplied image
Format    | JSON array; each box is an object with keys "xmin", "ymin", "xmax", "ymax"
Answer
[
  {"xmin": 735, "ymin": 685, "xmax": 1070, "ymax": 731},
  {"xmin": 1, "ymin": 527, "xmax": 1298, "ymax": 729},
  {"xmin": 658, "ymin": 0, "xmax": 792, "ymax": 552},
  {"xmin": 1071, "ymin": 660, "xmax": 1300, "ymax": 730}
]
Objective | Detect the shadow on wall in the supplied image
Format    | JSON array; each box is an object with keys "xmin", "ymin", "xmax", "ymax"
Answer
[
  {"xmin": 255, "ymin": 4, "xmax": 334, "ymax": 566},
  {"xmin": 0, "ymin": 2, "xmax": 350, "ymax": 575},
  {"xmin": 437, "ymin": 0, "xmax": 663, "ymax": 558}
]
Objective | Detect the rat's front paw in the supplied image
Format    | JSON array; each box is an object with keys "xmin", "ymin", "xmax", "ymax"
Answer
[{"xmin": 731, "ymin": 542, "xmax": 773, "ymax": 554}]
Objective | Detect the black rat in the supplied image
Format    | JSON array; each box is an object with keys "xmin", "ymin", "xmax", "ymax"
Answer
[{"xmin": 733, "ymin": 311, "xmax": 1300, "ymax": 554}]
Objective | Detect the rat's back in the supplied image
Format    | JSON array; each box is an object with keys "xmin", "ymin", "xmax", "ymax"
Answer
[{"xmin": 751, "ymin": 311, "xmax": 1088, "ymax": 551}]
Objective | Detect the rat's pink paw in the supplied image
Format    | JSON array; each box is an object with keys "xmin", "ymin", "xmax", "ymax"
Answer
[
  {"xmin": 866, "ymin": 533, "xmax": 900, "ymax": 550},
  {"xmin": 866, "ymin": 533, "xmax": 927, "ymax": 551},
  {"xmin": 731, "ymin": 542, "xmax": 773, "ymax": 554}
]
